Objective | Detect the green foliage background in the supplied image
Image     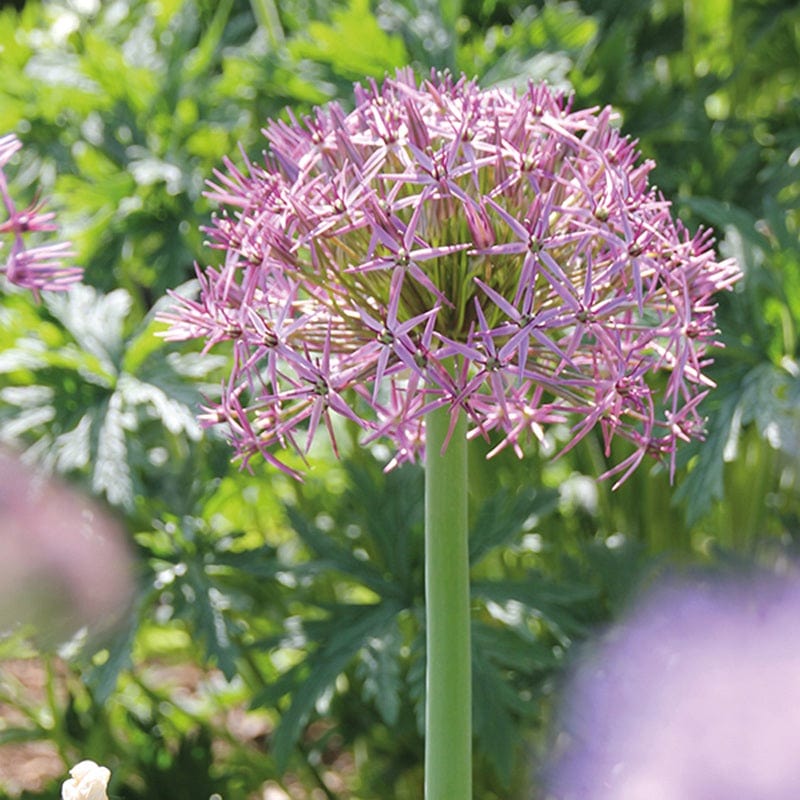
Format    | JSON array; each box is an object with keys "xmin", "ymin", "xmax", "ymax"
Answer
[{"xmin": 0, "ymin": 0, "xmax": 798, "ymax": 798}]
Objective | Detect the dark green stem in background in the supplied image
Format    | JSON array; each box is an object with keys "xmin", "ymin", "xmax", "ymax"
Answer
[{"xmin": 424, "ymin": 401, "xmax": 471, "ymax": 799}]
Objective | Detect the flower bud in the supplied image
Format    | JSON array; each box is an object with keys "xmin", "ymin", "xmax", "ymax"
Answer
[
  {"xmin": 61, "ymin": 761, "xmax": 110, "ymax": 800},
  {"xmin": 464, "ymin": 197, "xmax": 495, "ymax": 250}
]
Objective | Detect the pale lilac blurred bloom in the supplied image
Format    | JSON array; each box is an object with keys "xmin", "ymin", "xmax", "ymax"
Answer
[
  {"xmin": 0, "ymin": 450, "xmax": 133, "ymax": 639},
  {"xmin": 546, "ymin": 574, "xmax": 800, "ymax": 800},
  {"xmin": 0, "ymin": 133, "xmax": 81, "ymax": 297},
  {"xmin": 160, "ymin": 69, "xmax": 740, "ymax": 481}
]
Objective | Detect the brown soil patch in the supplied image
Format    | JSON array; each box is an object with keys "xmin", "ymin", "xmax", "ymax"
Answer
[{"xmin": 0, "ymin": 659, "xmax": 65, "ymax": 797}]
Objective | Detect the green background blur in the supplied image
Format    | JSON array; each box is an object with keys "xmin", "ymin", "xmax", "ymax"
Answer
[{"xmin": 0, "ymin": 1, "xmax": 798, "ymax": 797}]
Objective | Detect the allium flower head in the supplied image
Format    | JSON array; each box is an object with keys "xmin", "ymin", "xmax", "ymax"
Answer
[
  {"xmin": 545, "ymin": 574, "xmax": 800, "ymax": 800},
  {"xmin": 162, "ymin": 69, "xmax": 740, "ymax": 480},
  {"xmin": 0, "ymin": 133, "xmax": 80, "ymax": 297}
]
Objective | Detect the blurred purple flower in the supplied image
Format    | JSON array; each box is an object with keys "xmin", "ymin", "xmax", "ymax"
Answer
[
  {"xmin": 0, "ymin": 134, "xmax": 81, "ymax": 297},
  {"xmin": 0, "ymin": 449, "xmax": 133, "ymax": 640},
  {"xmin": 546, "ymin": 574, "xmax": 800, "ymax": 800},
  {"xmin": 160, "ymin": 69, "xmax": 740, "ymax": 481}
]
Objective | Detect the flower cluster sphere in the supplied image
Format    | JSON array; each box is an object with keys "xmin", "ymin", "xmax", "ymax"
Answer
[
  {"xmin": 163, "ymin": 69, "xmax": 740, "ymax": 482},
  {"xmin": 0, "ymin": 134, "xmax": 80, "ymax": 296}
]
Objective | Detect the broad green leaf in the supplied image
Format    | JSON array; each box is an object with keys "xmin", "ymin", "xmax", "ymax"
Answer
[
  {"xmin": 467, "ymin": 3, "xmax": 597, "ymax": 87},
  {"xmin": 473, "ymin": 577, "xmax": 595, "ymax": 638},
  {"xmin": 472, "ymin": 638, "xmax": 525, "ymax": 785},
  {"xmin": 738, "ymin": 363, "xmax": 796, "ymax": 446},
  {"xmin": 117, "ymin": 374, "xmax": 201, "ymax": 438},
  {"xmin": 355, "ymin": 620, "xmax": 403, "ymax": 727},
  {"xmin": 470, "ymin": 622, "xmax": 555, "ymax": 784},
  {"xmin": 340, "ymin": 459, "xmax": 422, "ymax": 593},
  {"xmin": 285, "ymin": 505, "xmax": 401, "ymax": 599},
  {"xmin": 673, "ymin": 392, "xmax": 740, "ymax": 525},
  {"xmin": 469, "ymin": 486, "xmax": 559, "ymax": 566},
  {"xmin": 80, "ymin": 28, "xmax": 158, "ymax": 111},
  {"xmin": 263, "ymin": 600, "xmax": 403, "ymax": 769},
  {"xmin": 91, "ymin": 392, "xmax": 135, "ymax": 509},
  {"xmin": 183, "ymin": 561, "xmax": 241, "ymax": 680},
  {"xmin": 289, "ymin": 0, "xmax": 408, "ymax": 80},
  {"xmin": 682, "ymin": 197, "xmax": 766, "ymax": 249},
  {"xmin": 472, "ymin": 670, "xmax": 516, "ymax": 784},
  {"xmin": 45, "ymin": 285, "xmax": 132, "ymax": 371},
  {"xmin": 472, "ymin": 619, "xmax": 558, "ymax": 673},
  {"xmin": 1, "ymin": 285, "xmax": 223, "ymax": 511},
  {"xmin": 84, "ymin": 612, "xmax": 140, "ymax": 704},
  {"xmin": 211, "ymin": 544, "xmax": 284, "ymax": 579}
]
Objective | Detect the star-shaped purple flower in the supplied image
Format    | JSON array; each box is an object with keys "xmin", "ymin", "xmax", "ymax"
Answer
[
  {"xmin": 162, "ymin": 69, "xmax": 740, "ymax": 482},
  {"xmin": 0, "ymin": 134, "xmax": 80, "ymax": 297}
]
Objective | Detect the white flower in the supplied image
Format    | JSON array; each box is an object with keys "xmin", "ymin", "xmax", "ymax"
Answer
[{"xmin": 61, "ymin": 761, "xmax": 111, "ymax": 800}]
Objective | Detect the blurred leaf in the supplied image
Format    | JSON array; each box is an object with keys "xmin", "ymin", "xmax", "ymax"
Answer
[
  {"xmin": 473, "ymin": 576, "xmax": 595, "ymax": 638},
  {"xmin": 181, "ymin": 0, "xmax": 235, "ymax": 82},
  {"xmin": 182, "ymin": 561, "xmax": 241, "ymax": 680},
  {"xmin": 257, "ymin": 600, "xmax": 403, "ymax": 769},
  {"xmin": 337, "ymin": 459, "xmax": 423, "ymax": 595},
  {"xmin": 438, "ymin": 0, "xmax": 462, "ymax": 29},
  {"xmin": 469, "ymin": 486, "xmax": 559, "ymax": 566},
  {"xmin": 289, "ymin": 0, "xmax": 408, "ymax": 80},
  {"xmin": 0, "ymin": 286, "xmax": 221, "ymax": 511},
  {"xmin": 471, "ymin": 621, "xmax": 548, "ymax": 786},
  {"xmin": 472, "ymin": 653, "xmax": 517, "ymax": 785},
  {"xmin": 84, "ymin": 613, "xmax": 140, "ymax": 704},
  {"xmin": 286, "ymin": 504, "xmax": 402, "ymax": 599},
  {"xmin": 0, "ymin": 728, "xmax": 45, "ymax": 746},
  {"xmin": 682, "ymin": 197, "xmax": 767, "ymax": 249},
  {"xmin": 674, "ymin": 411, "xmax": 731, "ymax": 523},
  {"xmin": 356, "ymin": 619, "xmax": 403, "ymax": 727},
  {"xmin": 461, "ymin": 3, "xmax": 598, "ymax": 89},
  {"xmin": 375, "ymin": 0, "xmax": 457, "ymax": 71}
]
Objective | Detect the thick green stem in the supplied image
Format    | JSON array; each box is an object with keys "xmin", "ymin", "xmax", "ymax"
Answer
[{"xmin": 424, "ymin": 401, "xmax": 471, "ymax": 800}]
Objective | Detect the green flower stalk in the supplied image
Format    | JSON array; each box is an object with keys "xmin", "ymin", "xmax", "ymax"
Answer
[
  {"xmin": 161, "ymin": 69, "xmax": 740, "ymax": 797},
  {"xmin": 425, "ymin": 398, "xmax": 470, "ymax": 798}
]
